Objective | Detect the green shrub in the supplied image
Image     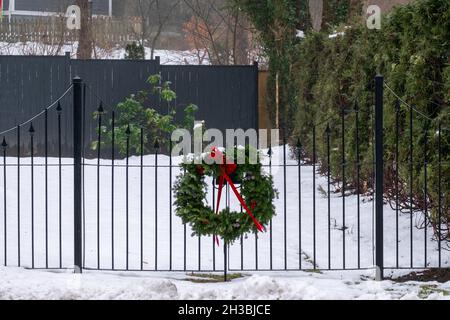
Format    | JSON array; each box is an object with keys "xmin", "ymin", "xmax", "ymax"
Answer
[
  {"xmin": 125, "ymin": 42, "xmax": 145, "ymax": 60},
  {"xmin": 92, "ymin": 74, "xmax": 198, "ymax": 155}
]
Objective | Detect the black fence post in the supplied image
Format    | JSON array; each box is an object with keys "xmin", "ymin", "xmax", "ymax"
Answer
[
  {"xmin": 254, "ymin": 61, "xmax": 259, "ymax": 132},
  {"xmin": 375, "ymin": 75, "xmax": 384, "ymax": 281},
  {"xmin": 73, "ymin": 77, "xmax": 83, "ymax": 274}
]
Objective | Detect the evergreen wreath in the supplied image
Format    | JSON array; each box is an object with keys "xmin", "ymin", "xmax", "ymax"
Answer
[{"xmin": 174, "ymin": 146, "xmax": 277, "ymax": 244}]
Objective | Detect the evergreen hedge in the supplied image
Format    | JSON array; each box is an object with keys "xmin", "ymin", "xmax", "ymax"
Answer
[{"xmin": 293, "ymin": 0, "xmax": 449, "ymax": 242}]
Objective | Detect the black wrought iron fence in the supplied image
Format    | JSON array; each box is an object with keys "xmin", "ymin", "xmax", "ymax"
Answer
[
  {"xmin": 382, "ymin": 80, "xmax": 449, "ymax": 271},
  {"xmin": 0, "ymin": 84, "xmax": 74, "ymax": 269},
  {"xmin": 0, "ymin": 75, "xmax": 448, "ymax": 280}
]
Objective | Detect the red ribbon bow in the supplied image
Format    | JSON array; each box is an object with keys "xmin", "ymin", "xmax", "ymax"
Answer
[{"xmin": 210, "ymin": 147, "xmax": 265, "ymax": 245}]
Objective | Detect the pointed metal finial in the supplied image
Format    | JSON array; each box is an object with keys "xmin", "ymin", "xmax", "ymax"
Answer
[
  {"xmin": 325, "ymin": 124, "xmax": 331, "ymax": 135},
  {"xmin": 97, "ymin": 102, "xmax": 104, "ymax": 114},
  {"xmin": 56, "ymin": 101, "xmax": 62, "ymax": 113},
  {"xmin": 267, "ymin": 146, "xmax": 273, "ymax": 157},
  {"xmin": 395, "ymin": 100, "xmax": 401, "ymax": 112},
  {"xmin": 125, "ymin": 125, "xmax": 131, "ymax": 136},
  {"xmin": 154, "ymin": 139, "xmax": 160, "ymax": 150},
  {"xmin": 1, "ymin": 137, "xmax": 8, "ymax": 149},
  {"xmin": 29, "ymin": 123, "xmax": 35, "ymax": 136},
  {"xmin": 296, "ymin": 139, "xmax": 302, "ymax": 157}
]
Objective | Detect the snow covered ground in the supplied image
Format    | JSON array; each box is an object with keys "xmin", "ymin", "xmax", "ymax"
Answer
[
  {"xmin": 0, "ymin": 145, "xmax": 448, "ymax": 300},
  {"xmin": 0, "ymin": 267, "xmax": 449, "ymax": 300}
]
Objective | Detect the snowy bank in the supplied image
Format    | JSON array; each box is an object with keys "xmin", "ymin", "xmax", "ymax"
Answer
[
  {"xmin": 0, "ymin": 41, "xmax": 209, "ymax": 65},
  {"xmin": 0, "ymin": 267, "xmax": 449, "ymax": 300}
]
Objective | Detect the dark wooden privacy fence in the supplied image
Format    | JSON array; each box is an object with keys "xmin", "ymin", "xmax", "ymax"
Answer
[
  {"xmin": 0, "ymin": 55, "xmax": 72, "ymax": 156},
  {"xmin": 0, "ymin": 55, "xmax": 258, "ymax": 156},
  {"xmin": 161, "ymin": 64, "xmax": 259, "ymax": 134}
]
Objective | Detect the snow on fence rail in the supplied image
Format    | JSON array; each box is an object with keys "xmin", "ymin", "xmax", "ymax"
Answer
[{"xmin": 0, "ymin": 16, "xmax": 140, "ymax": 44}]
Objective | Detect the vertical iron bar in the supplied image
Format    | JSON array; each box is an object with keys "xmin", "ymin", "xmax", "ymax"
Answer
[
  {"xmin": 297, "ymin": 140, "xmax": 302, "ymax": 270},
  {"xmin": 255, "ymin": 231, "xmax": 258, "ymax": 270},
  {"xmin": 57, "ymin": 103, "xmax": 62, "ymax": 269},
  {"xmin": 283, "ymin": 139, "xmax": 287, "ymax": 270},
  {"xmin": 44, "ymin": 110, "xmax": 48, "ymax": 269},
  {"xmin": 17, "ymin": 126, "xmax": 21, "ymax": 267},
  {"xmin": 73, "ymin": 77, "xmax": 83, "ymax": 274},
  {"xmin": 212, "ymin": 177, "xmax": 216, "ymax": 271},
  {"xmin": 225, "ymin": 183, "xmax": 229, "ymax": 278},
  {"xmin": 183, "ymin": 167, "xmax": 186, "ymax": 271},
  {"xmin": 198, "ymin": 238, "xmax": 201, "ymax": 272},
  {"xmin": 326, "ymin": 125, "xmax": 331, "ymax": 270},
  {"xmin": 341, "ymin": 108, "xmax": 346, "ymax": 270},
  {"xmin": 395, "ymin": 100, "xmax": 400, "ymax": 269},
  {"xmin": 197, "ymin": 211, "xmax": 202, "ymax": 271},
  {"xmin": 82, "ymin": 84, "xmax": 86, "ymax": 269},
  {"xmin": 2, "ymin": 138, "xmax": 7, "ymax": 266},
  {"xmin": 198, "ymin": 228, "xmax": 202, "ymax": 271},
  {"xmin": 169, "ymin": 139, "xmax": 173, "ymax": 271},
  {"xmin": 199, "ymin": 228, "xmax": 201, "ymax": 271},
  {"xmin": 224, "ymin": 242, "xmax": 227, "ymax": 282},
  {"xmin": 313, "ymin": 126, "xmax": 317, "ymax": 269},
  {"xmin": 140, "ymin": 128, "xmax": 144, "ymax": 271},
  {"xmin": 255, "ymin": 118, "xmax": 259, "ymax": 271},
  {"xmin": 438, "ymin": 122, "xmax": 442, "ymax": 268},
  {"xmin": 355, "ymin": 103, "xmax": 361, "ymax": 269},
  {"xmin": 423, "ymin": 129, "xmax": 428, "ymax": 267},
  {"xmin": 96, "ymin": 104, "xmax": 103, "ymax": 269},
  {"xmin": 268, "ymin": 147, "xmax": 272, "ymax": 270},
  {"xmin": 375, "ymin": 75, "xmax": 384, "ymax": 281},
  {"xmin": 154, "ymin": 140, "xmax": 159, "ymax": 271},
  {"xmin": 111, "ymin": 111, "xmax": 115, "ymax": 270},
  {"xmin": 240, "ymin": 205, "xmax": 243, "ymax": 271},
  {"xmin": 409, "ymin": 105, "xmax": 414, "ymax": 268},
  {"xmin": 30, "ymin": 124, "xmax": 35, "ymax": 269},
  {"xmin": 125, "ymin": 125, "xmax": 130, "ymax": 271}
]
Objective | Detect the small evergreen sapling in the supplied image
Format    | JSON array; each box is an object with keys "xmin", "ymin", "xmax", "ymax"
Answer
[
  {"xmin": 124, "ymin": 42, "xmax": 145, "ymax": 60},
  {"xmin": 92, "ymin": 74, "xmax": 198, "ymax": 155}
]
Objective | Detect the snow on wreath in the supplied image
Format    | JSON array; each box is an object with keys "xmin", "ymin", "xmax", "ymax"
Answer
[{"xmin": 174, "ymin": 145, "xmax": 278, "ymax": 244}]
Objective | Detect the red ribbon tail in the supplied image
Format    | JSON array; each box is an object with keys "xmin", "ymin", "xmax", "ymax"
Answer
[
  {"xmin": 222, "ymin": 172, "xmax": 265, "ymax": 233},
  {"xmin": 214, "ymin": 235, "xmax": 220, "ymax": 246},
  {"xmin": 212, "ymin": 148, "xmax": 265, "ymax": 245}
]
